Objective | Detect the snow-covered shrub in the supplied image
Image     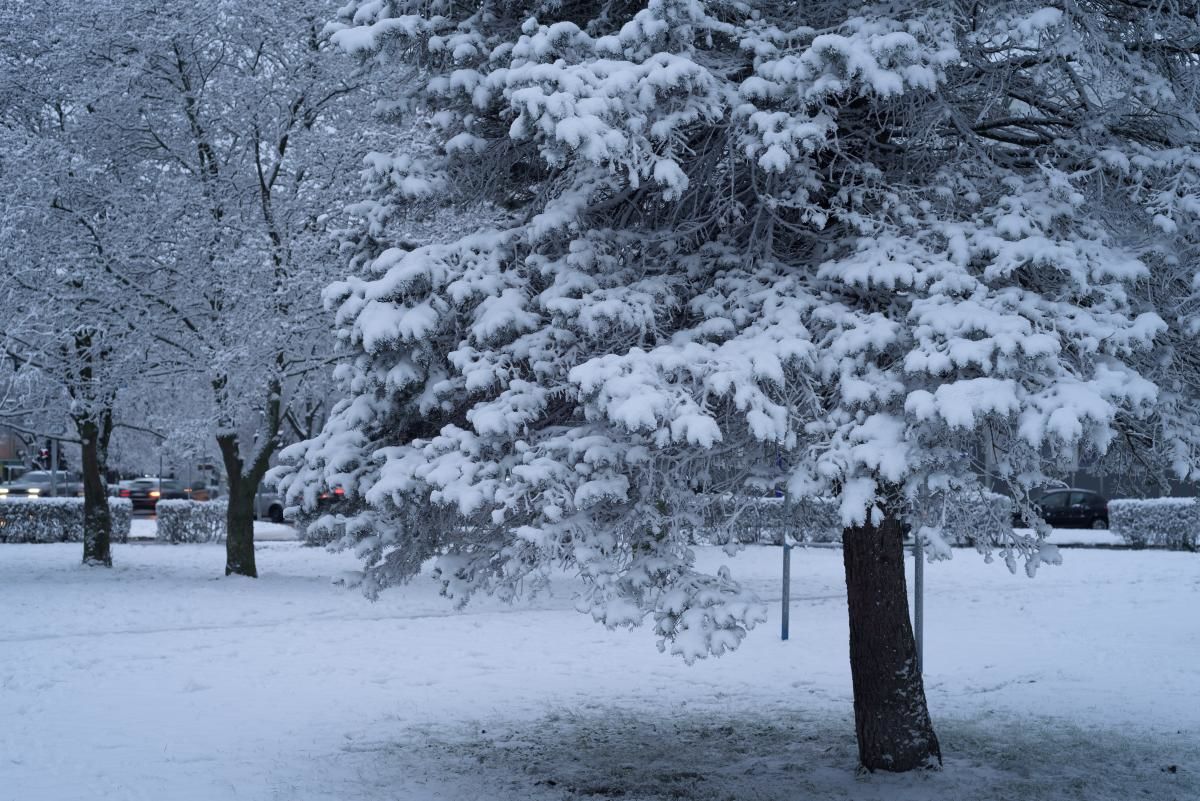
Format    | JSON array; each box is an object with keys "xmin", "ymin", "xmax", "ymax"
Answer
[
  {"xmin": 1108, "ymin": 498, "xmax": 1199, "ymax": 551},
  {"xmin": 693, "ymin": 495, "xmax": 781, "ymax": 545},
  {"xmin": 792, "ymin": 497, "xmax": 844, "ymax": 543},
  {"xmin": 110, "ymin": 500, "xmax": 132, "ymax": 543},
  {"xmin": 156, "ymin": 500, "xmax": 227, "ymax": 544},
  {"xmin": 689, "ymin": 495, "xmax": 840, "ymax": 545},
  {"xmin": 914, "ymin": 491, "xmax": 1015, "ymax": 548},
  {"xmin": 716, "ymin": 492, "xmax": 1013, "ymax": 547},
  {"xmin": 0, "ymin": 498, "xmax": 132, "ymax": 543}
]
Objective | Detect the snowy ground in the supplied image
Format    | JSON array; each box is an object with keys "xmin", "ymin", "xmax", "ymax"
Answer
[
  {"xmin": 127, "ymin": 516, "xmax": 299, "ymax": 541},
  {"xmin": 1037, "ymin": 526, "xmax": 1124, "ymax": 547},
  {"xmin": 0, "ymin": 541, "xmax": 1196, "ymax": 801}
]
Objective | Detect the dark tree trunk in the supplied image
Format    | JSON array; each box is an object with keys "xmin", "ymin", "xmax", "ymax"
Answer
[
  {"xmin": 77, "ymin": 418, "xmax": 112, "ymax": 567},
  {"xmin": 842, "ymin": 512, "xmax": 941, "ymax": 771},
  {"xmin": 224, "ymin": 476, "xmax": 258, "ymax": 577},
  {"xmin": 217, "ymin": 433, "xmax": 263, "ymax": 578},
  {"xmin": 213, "ymin": 373, "xmax": 283, "ymax": 579}
]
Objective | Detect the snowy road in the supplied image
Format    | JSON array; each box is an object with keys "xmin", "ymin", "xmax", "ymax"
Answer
[{"xmin": 0, "ymin": 542, "xmax": 1196, "ymax": 800}]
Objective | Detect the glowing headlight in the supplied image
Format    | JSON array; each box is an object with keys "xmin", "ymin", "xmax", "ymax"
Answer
[{"xmin": 27, "ymin": 487, "xmax": 40, "ymax": 495}]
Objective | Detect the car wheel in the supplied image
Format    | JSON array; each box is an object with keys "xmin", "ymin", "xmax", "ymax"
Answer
[
  {"xmin": 269, "ymin": 505, "xmax": 284, "ymax": 524},
  {"xmin": 1091, "ymin": 518, "xmax": 1108, "ymax": 530}
]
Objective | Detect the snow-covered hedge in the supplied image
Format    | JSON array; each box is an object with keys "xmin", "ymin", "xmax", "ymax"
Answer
[
  {"xmin": 156, "ymin": 500, "xmax": 227, "ymax": 543},
  {"xmin": 0, "ymin": 497, "xmax": 132, "ymax": 543},
  {"xmin": 692, "ymin": 495, "xmax": 841, "ymax": 545},
  {"xmin": 111, "ymin": 499, "xmax": 132, "ymax": 543},
  {"xmin": 1108, "ymin": 498, "xmax": 1199, "ymax": 551},
  {"xmin": 916, "ymin": 491, "xmax": 1014, "ymax": 547},
  {"xmin": 707, "ymin": 490, "xmax": 1012, "ymax": 546},
  {"xmin": 789, "ymin": 497, "xmax": 843, "ymax": 543}
]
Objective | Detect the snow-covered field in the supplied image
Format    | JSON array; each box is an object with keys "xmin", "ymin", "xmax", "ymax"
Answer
[
  {"xmin": 127, "ymin": 517, "xmax": 299, "ymax": 541},
  {"xmin": 0, "ymin": 541, "xmax": 1196, "ymax": 801}
]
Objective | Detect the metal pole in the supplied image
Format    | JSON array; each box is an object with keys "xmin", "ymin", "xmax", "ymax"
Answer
[
  {"xmin": 50, "ymin": 438, "xmax": 58, "ymax": 497},
  {"xmin": 781, "ymin": 543, "xmax": 791, "ymax": 641},
  {"xmin": 913, "ymin": 534, "xmax": 924, "ymax": 674}
]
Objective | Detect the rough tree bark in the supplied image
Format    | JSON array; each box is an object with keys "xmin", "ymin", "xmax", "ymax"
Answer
[
  {"xmin": 213, "ymin": 362, "xmax": 285, "ymax": 578},
  {"xmin": 218, "ymin": 432, "xmax": 276, "ymax": 578},
  {"xmin": 221, "ymin": 462, "xmax": 259, "ymax": 578},
  {"xmin": 76, "ymin": 415, "xmax": 113, "ymax": 567},
  {"xmin": 842, "ymin": 510, "xmax": 941, "ymax": 771}
]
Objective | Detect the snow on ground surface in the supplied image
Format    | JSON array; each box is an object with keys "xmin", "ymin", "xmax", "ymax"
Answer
[
  {"xmin": 1026, "ymin": 526, "xmax": 1125, "ymax": 547},
  {"xmin": 128, "ymin": 517, "xmax": 298, "ymax": 540},
  {"xmin": 0, "ymin": 542, "xmax": 1196, "ymax": 801}
]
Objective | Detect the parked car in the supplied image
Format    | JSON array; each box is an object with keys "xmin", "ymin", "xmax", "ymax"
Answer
[
  {"xmin": 253, "ymin": 490, "xmax": 286, "ymax": 524},
  {"xmin": 1019, "ymin": 489, "xmax": 1109, "ymax": 530},
  {"xmin": 122, "ymin": 478, "xmax": 188, "ymax": 511},
  {"xmin": 0, "ymin": 470, "xmax": 85, "ymax": 498}
]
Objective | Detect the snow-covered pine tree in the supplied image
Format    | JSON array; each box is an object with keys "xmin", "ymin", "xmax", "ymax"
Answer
[{"xmin": 280, "ymin": 1, "xmax": 1200, "ymax": 770}]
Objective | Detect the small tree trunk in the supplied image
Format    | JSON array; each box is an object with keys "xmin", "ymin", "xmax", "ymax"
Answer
[
  {"xmin": 843, "ymin": 512, "xmax": 940, "ymax": 771},
  {"xmin": 78, "ymin": 420, "xmax": 112, "ymax": 567},
  {"xmin": 213, "ymin": 373, "xmax": 283, "ymax": 578},
  {"xmin": 217, "ymin": 432, "xmax": 261, "ymax": 577},
  {"xmin": 224, "ymin": 476, "xmax": 258, "ymax": 578}
]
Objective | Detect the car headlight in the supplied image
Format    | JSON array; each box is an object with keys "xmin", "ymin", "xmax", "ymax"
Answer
[
  {"xmin": 0, "ymin": 487, "xmax": 8, "ymax": 495},
  {"xmin": 27, "ymin": 487, "xmax": 40, "ymax": 495}
]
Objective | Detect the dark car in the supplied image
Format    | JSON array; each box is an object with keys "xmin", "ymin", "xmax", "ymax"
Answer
[
  {"xmin": 1022, "ymin": 489, "xmax": 1109, "ymax": 530},
  {"xmin": 0, "ymin": 470, "xmax": 84, "ymax": 498},
  {"xmin": 122, "ymin": 478, "xmax": 188, "ymax": 510}
]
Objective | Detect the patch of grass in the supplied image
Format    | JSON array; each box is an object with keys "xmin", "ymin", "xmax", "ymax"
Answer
[{"xmin": 370, "ymin": 708, "xmax": 1200, "ymax": 801}]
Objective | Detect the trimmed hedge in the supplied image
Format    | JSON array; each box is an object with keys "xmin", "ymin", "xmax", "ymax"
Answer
[
  {"xmin": 156, "ymin": 500, "xmax": 227, "ymax": 543},
  {"xmin": 914, "ymin": 491, "xmax": 1014, "ymax": 547},
  {"xmin": 1109, "ymin": 498, "xmax": 1199, "ymax": 551},
  {"xmin": 790, "ymin": 496, "xmax": 843, "ymax": 543},
  {"xmin": 705, "ymin": 490, "xmax": 1012, "ymax": 546},
  {"xmin": 692, "ymin": 495, "xmax": 841, "ymax": 545},
  {"xmin": 0, "ymin": 497, "xmax": 132, "ymax": 543}
]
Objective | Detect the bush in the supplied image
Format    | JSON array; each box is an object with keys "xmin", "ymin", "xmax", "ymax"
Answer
[
  {"xmin": 0, "ymin": 497, "xmax": 132, "ymax": 543},
  {"xmin": 1108, "ymin": 498, "xmax": 1199, "ymax": 551},
  {"xmin": 156, "ymin": 500, "xmax": 227, "ymax": 543},
  {"xmin": 914, "ymin": 490, "xmax": 1014, "ymax": 547},
  {"xmin": 702, "ymin": 490, "xmax": 1012, "ymax": 547},
  {"xmin": 111, "ymin": 499, "xmax": 132, "ymax": 543}
]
